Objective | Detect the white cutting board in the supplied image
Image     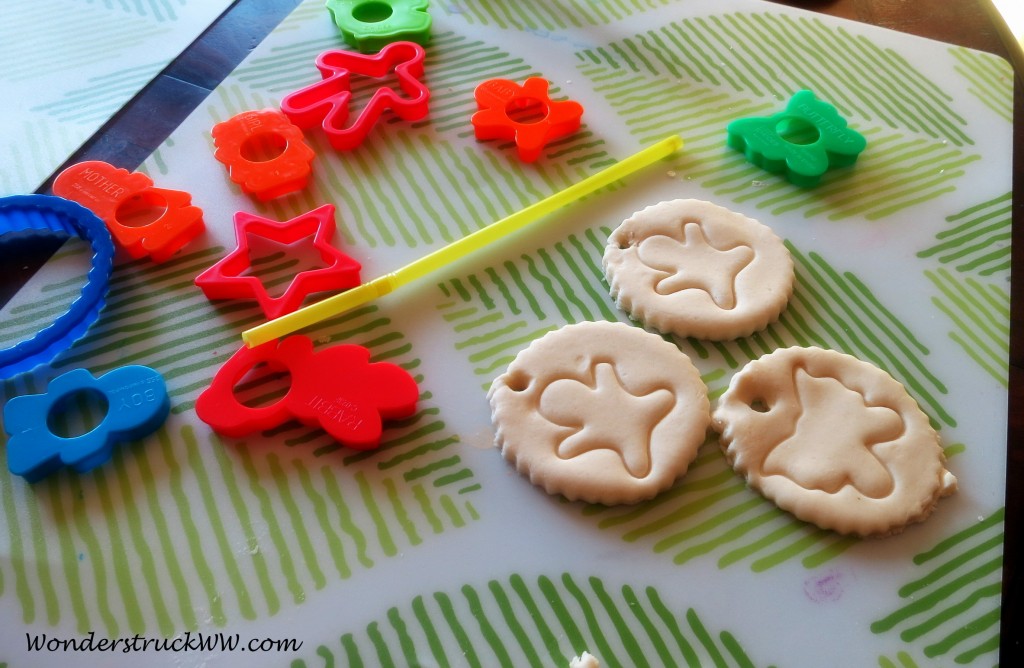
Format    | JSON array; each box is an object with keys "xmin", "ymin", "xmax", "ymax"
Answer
[
  {"xmin": 0, "ymin": 0, "xmax": 235, "ymax": 196},
  {"xmin": 0, "ymin": 0, "xmax": 1012, "ymax": 666}
]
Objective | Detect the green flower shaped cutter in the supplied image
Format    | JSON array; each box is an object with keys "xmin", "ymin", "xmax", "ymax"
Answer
[
  {"xmin": 326, "ymin": 0, "xmax": 431, "ymax": 53},
  {"xmin": 726, "ymin": 90, "xmax": 867, "ymax": 188}
]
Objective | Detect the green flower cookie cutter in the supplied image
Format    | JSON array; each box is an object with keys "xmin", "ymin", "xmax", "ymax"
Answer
[
  {"xmin": 326, "ymin": 0, "xmax": 431, "ymax": 53},
  {"xmin": 726, "ymin": 90, "xmax": 867, "ymax": 188}
]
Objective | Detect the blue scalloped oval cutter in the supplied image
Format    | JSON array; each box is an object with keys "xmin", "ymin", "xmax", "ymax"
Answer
[
  {"xmin": 3, "ymin": 365, "xmax": 170, "ymax": 482},
  {"xmin": 0, "ymin": 194, "xmax": 115, "ymax": 379}
]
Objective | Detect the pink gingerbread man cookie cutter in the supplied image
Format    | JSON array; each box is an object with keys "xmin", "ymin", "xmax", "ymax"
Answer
[{"xmin": 280, "ymin": 41, "xmax": 430, "ymax": 150}]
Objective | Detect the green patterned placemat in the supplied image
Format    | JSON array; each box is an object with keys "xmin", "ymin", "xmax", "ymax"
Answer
[{"xmin": 0, "ymin": 0, "xmax": 1010, "ymax": 665}]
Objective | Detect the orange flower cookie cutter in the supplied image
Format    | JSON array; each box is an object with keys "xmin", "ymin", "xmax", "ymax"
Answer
[
  {"xmin": 52, "ymin": 161, "xmax": 204, "ymax": 263},
  {"xmin": 211, "ymin": 109, "xmax": 316, "ymax": 201},
  {"xmin": 194, "ymin": 204, "xmax": 361, "ymax": 320},
  {"xmin": 471, "ymin": 77, "xmax": 584, "ymax": 162},
  {"xmin": 280, "ymin": 41, "xmax": 430, "ymax": 150}
]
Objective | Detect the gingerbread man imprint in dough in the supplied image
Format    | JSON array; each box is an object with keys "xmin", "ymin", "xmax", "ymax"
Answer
[
  {"xmin": 490, "ymin": 320, "xmax": 710, "ymax": 505},
  {"xmin": 636, "ymin": 222, "xmax": 755, "ymax": 309},
  {"xmin": 603, "ymin": 199, "xmax": 793, "ymax": 341},
  {"xmin": 757, "ymin": 366, "xmax": 903, "ymax": 498},
  {"xmin": 537, "ymin": 359, "xmax": 675, "ymax": 478}
]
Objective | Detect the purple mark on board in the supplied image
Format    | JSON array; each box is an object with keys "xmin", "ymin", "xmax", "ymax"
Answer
[{"xmin": 804, "ymin": 569, "xmax": 845, "ymax": 603}]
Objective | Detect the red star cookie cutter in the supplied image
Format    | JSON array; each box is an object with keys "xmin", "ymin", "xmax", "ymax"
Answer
[
  {"xmin": 195, "ymin": 335, "xmax": 419, "ymax": 450},
  {"xmin": 52, "ymin": 161, "xmax": 205, "ymax": 262},
  {"xmin": 280, "ymin": 40, "xmax": 430, "ymax": 150},
  {"xmin": 194, "ymin": 204, "xmax": 361, "ymax": 319},
  {"xmin": 471, "ymin": 77, "xmax": 584, "ymax": 162}
]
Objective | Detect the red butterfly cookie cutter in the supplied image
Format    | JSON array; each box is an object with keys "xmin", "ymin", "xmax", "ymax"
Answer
[
  {"xmin": 194, "ymin": 204, "xmax": 361, "ymax": 319},
  {"xmin": 195, "ymin": 335, "xmax": 419, "ymax": 449},
  {"xmin": 280, "ymin": 41, "xmax": 430, "ymax": 150},
  {"xmin": 52, "ymin": 161, "xmax": 204, "ymax": 262},
  {"xmin": 211, "ymin": 109, "xmax": 316, "ymax": 201},
  {"xmin": 471, "ymin": 77, "xmax": 584, "ymax": 162}
]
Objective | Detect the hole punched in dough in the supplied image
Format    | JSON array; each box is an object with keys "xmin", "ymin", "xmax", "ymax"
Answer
[
  {"xmin": 503, "ymin": 370, "xmax": 531, "ymax": 392},
  {"xmin": 748, "ymin": 398, "xmax": 770, "ymax": 413}
]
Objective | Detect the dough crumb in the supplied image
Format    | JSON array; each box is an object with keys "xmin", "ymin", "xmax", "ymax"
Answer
[{"xmin": 570, "ymin": 651, "xmax": 600, "ymax": 668}]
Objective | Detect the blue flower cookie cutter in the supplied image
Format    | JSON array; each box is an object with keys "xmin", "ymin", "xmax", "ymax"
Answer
[
  {"xmin": 3, "ymin": 365, "xmax": 170, "ymax": 482},
  {"xmin": 726, "ymin": 90, "xmax": 867, "ymax": 187},
  {"xmin": 0, "ymin": 194, "xmax": 115, "ymax": 378}
]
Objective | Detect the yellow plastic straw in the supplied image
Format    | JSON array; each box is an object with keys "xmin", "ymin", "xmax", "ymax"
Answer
[{"xmin": 242, "ymin": 134, "xmax": 683, "ymax": 347}]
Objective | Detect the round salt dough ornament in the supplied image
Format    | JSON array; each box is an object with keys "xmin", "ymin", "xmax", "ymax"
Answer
[
  {"xmin": 488, "ymin": 320, "xmax": 710, "ymax": 505},
  {"xmin": 603, "ymin": 199, "xmax": 793, "ymax": 340},
  {"xmin": 712, "ymin": 346, "xmax": 957, "ymax": 537}
]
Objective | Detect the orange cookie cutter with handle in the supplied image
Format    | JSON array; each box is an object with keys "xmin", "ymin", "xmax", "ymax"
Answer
[
  {"xmin": 211, "ymin": 109, "xmax": 316, "ymax": 201},
  {"xmin": 279, "ymin": 41, "xmax": 430, "ymax": 150},
  {"xmin": 52, "ymin": 161, "xmax": 204, "ymax": 263},
  {"xmin": 194, "ymin": 204, "xmax": 362, "ymax": 320},
  {"xmin": 195, "ymin": 335, "xmax": 419, "ymax": 450},
  {"xmin": 471, "ymin": 77, "xmax": 584, "ymax": 162}
]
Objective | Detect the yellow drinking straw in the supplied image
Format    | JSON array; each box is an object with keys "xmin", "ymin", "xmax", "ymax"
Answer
[{"xmin": 242, "ymin": 134, "xmax": 683, "ymax": 348}]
